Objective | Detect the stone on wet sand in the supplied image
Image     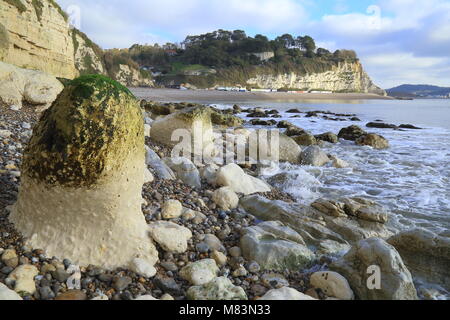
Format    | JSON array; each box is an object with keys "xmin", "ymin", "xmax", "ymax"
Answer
[
  {"xmin": 187, "ymin": 277, "xmax": 247, "ymax": 300},
  {"xmin": 7, "ymin": 264, "xmax": 39, "ymax": 294},
  {"xmin": 148, "ymin": 221, "xmax": 192, "ymax": 254},
  {"xmin": 259, "ymin": 287, "xmax": 316, "ymax": 300},
  {"xmin": 161, "ymin": 200, "xmax": 183, "ymax": 219},
  {"xmin": 300, "ymin": 146, "xmax": 331, "ymax": 167},
  {"xmin": 212, "ymin": 187, "xmax": 239, "ymax": 211},
  {"xmin": 331, "ymin": 238, "xmax": 418, "ymax": 300},
  {"xmin": 215, "ymin": 164, "xmax": 271, "ymax": 195},
  {"xmin": 180, "ymin": 259, "xmax": 219, "ymax": 286},
  {"xmin": 310, "ymin": 271, "xmax": 354, "ymax": 300}
]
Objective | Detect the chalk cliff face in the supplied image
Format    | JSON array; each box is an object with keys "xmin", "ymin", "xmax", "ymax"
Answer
[
  {"xmin": 0, "ymin": 0, "xmax": 78, "ymax": 79},
  {"xmin": 73, "ymin": 31, "xmax": 107, "ymax": 76},
  {"xmin": 246, "ymin": 61, "xmax": 386, "ymax": 95},
  {"xmin": 113, "ymin": 64, "xmax": 154, "ymax": 87}
]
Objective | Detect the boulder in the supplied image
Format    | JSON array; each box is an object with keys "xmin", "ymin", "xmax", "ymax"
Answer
[
  {"xmin": 331, "ymin": 238, "xmax": 418, "ymax": 300},
  {"xmin": 211, "ymin": 110, "xmax": 244, "ymax": 127},
  {"xmin": 240, "ymin": 221, "xmax": 314, "ymax": 271},
  {"xmin": 240, "ymin": 196, "xmax": 392, "ymax": 257},
  {"xmin": 387, "ymin": 229, "xmax": 450, "ymax": 290},
  {"xmin": 259, "ymin": 287, "xmax": 316, "ymax": 300},
  {"xmin": 300, "ymin": 146, "xmax": 331, "ymax": 166},
  {"xmin": 310, "ymin": 271, "xmax": 354, "ymax": 300},
  {"xmin": 285, "ymin": 126, "xmax": 306, "ymax": 137},
  {"xmin": 7, "ymin": 264, "xmax": 39, "ymax": 294},
  {"xmin": 329, "ymin": 155, "xmax": 350, "ymax": 169},
  {"xmin": 215, "ymin": 164, "xmax": 271, "ymax": 195},
  {"xmin": 180, "ymin": 259, "xmax": 219, "ymax": 286},
  {"xmin": 9, "ymin": 75, "xmax": 158, "ymax": 270},
  {"xmin": 163, "ymin": 157, "xmax": 201, "ymax": 189},
  {"xmin": 315, "ymin": 132, "xmax": 339, "ymax": 144},
  {"xmin": 0, "ymin": 61, "xmax": 63, "ymax": 110},
  {"xmin": 366, "ymin": 122, "xmax": 397, "ymax": 129},
  {"xmin": 148, "ymin": 221, "xmax": 192, "ymax": 254},
  {"xmin": 150, "ymin": 107, "xmax": 215, "ymax": 155},
  {"xmin": 212, "ymin": 187, "xmax": 239, "ymax": 211},
  {"xmin": 256, "ymin": 133, "xmax": 302, "ymax": 164},
  {"xmin": 187, "ymin": 277, "xmax": 247, "ymax": 300},
  {"xmin": 338, "ymin": 125, "xmax": 367, "ymax": 141},
  {"xmin": 200, "ymin": 164, "xmax": 219, "ymax": 185},
  {"xmin": 293, "ymin": 133, "xmax": 317, "ymax": 146},
  {"xmin": 356, "ymin": 134, "xmax": 390, "ymax": 149}
]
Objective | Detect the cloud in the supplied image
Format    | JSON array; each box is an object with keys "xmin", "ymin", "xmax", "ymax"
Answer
[{"xmin": 55, "ymin": 0, "xmax": 450, "ymax": 88}]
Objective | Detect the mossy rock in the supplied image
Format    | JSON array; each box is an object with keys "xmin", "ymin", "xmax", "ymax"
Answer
[
  {"xmin": 211, "ymin": 110, "xmax": 244, "ymax": 127},
  {"xmin": 22, "ymin": 75, "xmax": 142, "ymax": 188}
]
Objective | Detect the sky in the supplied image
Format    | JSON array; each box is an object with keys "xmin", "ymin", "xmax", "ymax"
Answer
[{"xmin": 55, "ymin": 0, "xmax": 450, "ymax": 89}]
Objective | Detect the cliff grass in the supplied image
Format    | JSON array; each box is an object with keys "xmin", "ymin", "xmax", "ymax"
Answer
[{"xmin": 32, "ymin": 0, "xmax": 44, "ymax": 22}]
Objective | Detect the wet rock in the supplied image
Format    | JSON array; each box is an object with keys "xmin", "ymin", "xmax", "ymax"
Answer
[
  {"xmin": 315, "ymin": 132, "xmax": 339, "ymax": 144},
  {"xmin": 331, "ymin": 238, "xmax": 418, "ymax": 300},
  {"xmin": 399, "ymin": 124, "xmax": 422, "ymax": 130},
  {"xmin": 366, "ymin": 122, "xmax": 397, "ymax": 129},
  {"xmin": 356, "ymin": 134, "xmax": 390, "ymax": 149},
  {"xmin": 1, "ymin": 249, "xmax": 18, "ymax": 268},
  {"xmin": 387, "ymin": 228, "xmax": 450, "ymax": 290},
  {"xmin": 113, "ymin": 276, "xmax": 132, "ymax": 292},
  {"xmin": 292, "ymin": 133, "xmax": 317, "ymax": 146},
  {"xmin": 300, "ymin": 146, "xmax": 331, "ymax": 166},
  {"xmin": 187, "ymin": 277, "xmax": 247, "ymax": 300},
  {"xmin": 338, "ymin": 125, "xmax": 367, "ymax": 141}
]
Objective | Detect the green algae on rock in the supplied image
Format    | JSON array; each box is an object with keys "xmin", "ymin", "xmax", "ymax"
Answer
[
  {"xmin": 22, "ymin": 74, "xmax": 142, "ymax": 188},
  {"xmin": 10, "ymin": 75, "xmax": 159, "ymax": 269}
]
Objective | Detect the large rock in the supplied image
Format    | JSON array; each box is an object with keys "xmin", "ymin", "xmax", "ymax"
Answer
[
  {"xmin": 150, "ymin": 107, "xmax": 215, "ymax": 155},
  {"xmin": 0, "ymin": 61, "xmax": 63, "ymax": 110},
  {"xmin": 387, "ymin": 229, "xmax": 450, "ymax": 290},
  {"xmin": 187, "ymin": 277, "xmax": 247, "ymax": 300},
  {"xmin": 180, "ymin": 259, "xmax": 220, "ymax": 286},
  {"xmin": 9, "ymin": 75, "xmax": 158, "ymax": 269},
  {"xmin": 7, "ymin": 264, "xmax": 39, "ymax": 294},
  {"xmin": 300, "ymin": 146, "xmax": 331, "ymax": 166},
  {"xmin": 215, "ymin": 164, "xmax": 271, "ymax": 195},
  {"xmin": 331, "ymin": 238, "xmax": 418, "ymax": 300},
  {"xmin": 0, "ymin": 283, "xmax": 22, "ymax": 300},
  {"xmin": 148, "ymin": 221, "xmax": 192, "ymax": 254},
  {"xmin": 163, "ymin": 157, "xmax": 201, "ymax": 188},
  {"xmin": 315, "ymin": 132, "xmax": 339, "ymax": 144},
  {"xmin": 240, "ymin": 221, "xmax": 314, "ymax": 271},
  {"xmin": 293, "ymin": 133, "xmax": 317, "ymax": 146},
  {"xmin": 310, "ymin": 271, "xmax": 354, "ymax": 300},
  {"xmin": 211, "ymin": 110, "xmax": 244, "ymax": 127},
  {"xmin": 356, "ymin": 134, "xmax": 390, "ymax": 149},
  {"xmin": 259, "ymin": 287, "xmax": 316, "ymax": 300},
  {"xmin": 277, "ymin": 134, "xmax": 302, "ymax": 164},
  {"xmin": 338, "ymin": 125, "xmax": 367, "ymax": 141},
  {"xmin": 240, "ymin": 195, "xmax": 392, "ymax": 256}
]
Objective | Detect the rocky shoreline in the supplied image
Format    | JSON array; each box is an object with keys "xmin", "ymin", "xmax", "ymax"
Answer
[{"xmin": 0, "ymin": 79, "xmax": 449, "ymax": 301}]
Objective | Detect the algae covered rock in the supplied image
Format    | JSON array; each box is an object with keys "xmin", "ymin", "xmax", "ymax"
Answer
[{"xmin": 10, "ymin": 75, "xmax": 158, "ymax": 270}]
